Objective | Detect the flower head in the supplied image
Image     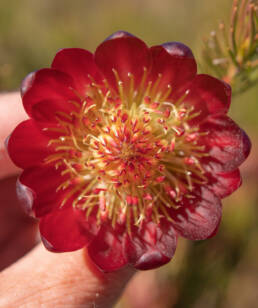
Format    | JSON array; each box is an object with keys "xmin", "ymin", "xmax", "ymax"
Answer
[{"xmin": 7, "ymin": 31, "xmax": 251, "ymax": 271}]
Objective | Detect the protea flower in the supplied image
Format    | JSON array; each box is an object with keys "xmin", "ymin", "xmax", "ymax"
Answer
[{"xmin": 7, "ymin": 31, "xmax": 251, "ymax": 271}]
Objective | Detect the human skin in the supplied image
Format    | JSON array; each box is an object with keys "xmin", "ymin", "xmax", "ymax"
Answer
[{"xmin": 0, "ymin": 92, "xmax": 135, "ymax": 308}]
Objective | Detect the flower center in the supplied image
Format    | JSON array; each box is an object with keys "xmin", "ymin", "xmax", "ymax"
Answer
[
  {"xmin": 88, "ymin": 113, "xmax": 162, "ymax": 188},
  {"xmin": 45, "ymin": 70, "xmax": 208, "ymax": 231}
]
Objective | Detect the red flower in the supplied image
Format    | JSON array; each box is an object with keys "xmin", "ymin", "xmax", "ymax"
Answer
[{"xmin": 7, "ymin": 31, "xmax": 251, "ymax": 271}]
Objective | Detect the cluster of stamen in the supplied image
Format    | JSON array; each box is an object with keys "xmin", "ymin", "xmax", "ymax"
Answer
[{"xmin": 44, "ymin": 69, "xmax": 209, "ymax": 232}]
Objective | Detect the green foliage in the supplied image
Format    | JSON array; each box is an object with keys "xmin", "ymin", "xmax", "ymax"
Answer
[{"xmin": 201, "ymin": 0, "xmax": 258, "ymax": 96}]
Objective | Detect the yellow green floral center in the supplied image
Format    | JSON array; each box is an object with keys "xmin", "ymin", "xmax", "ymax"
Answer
[{"xmin": 44, "ymin": 70, "xmax": 209, "ymax": 232}]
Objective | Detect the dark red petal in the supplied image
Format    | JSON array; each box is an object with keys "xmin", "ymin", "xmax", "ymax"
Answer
[
  {"xmin": 31, "ymin": 121, "xmax": 65, "ymax": 139},
  {"xmin": 39, "ymin": 207, "xmax": 88, "ymax": 252},
  {"xmin": 22, "ymin": 68, "xmax": 78, "ymax": 120},
  {"xmin": 186, "ymin": 74, "xmax": 231, "ymax": 123},
  {"xmin": 209, "ymin": 169, "xmax": 242, "ymax": 199},
  {"xmin": 29, "ymin": 100, "xmax": 75, "ymax": 123},
  {"xmin": 124, "ymin": 220, "xmax": 177, "ymax": 270},
  {"xmin": 76, "ymin": 208, "xmax": 100, "ymax": 239},
  {"xmin": 170, "ymin": 188, "xmax": 222, "ymax": 240},
  {"xmin": 206, "ymin": 222, "xmax": 221, "ymax": 239},
  {"xmin": 87, "ymin": 224, "xmax": 127, "ymax": 272},
  {"xmin": 200, "ymin": 115, "xmax": 251, "ymax": 172},
  {"xmin": 16, "ymin": 177, "xmax": 36, "ymax": 217},
  {"xmin": 18, "ymin": 165, "xmax": 69, "ymax": 218},
  {"xmin": 94, "ymin": 31, "xmax": 151, "ymax": 93},
  {"xmin": 51, "ymin": 48, "xmax": 103, "ymax": 95},
  {"xmin": 149, "ymin": 42, "xmax": 197, "ymax": 99},
  {"xmin": 7, "ymin": 119, "xmax": 54, "ymax": 169}
]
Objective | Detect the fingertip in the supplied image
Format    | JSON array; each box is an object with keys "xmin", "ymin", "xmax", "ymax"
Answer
[
  {"xmin": 0, "ymin": 148, "xmax": 21, "ymax": 180},
  {"xmin": 0, "ymin": 92, "xmax": 28, "ymax": 179}
]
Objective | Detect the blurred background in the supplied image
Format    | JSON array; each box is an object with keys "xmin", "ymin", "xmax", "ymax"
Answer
[{"xmin": 0, "ymin": 0, "xmax": 257, "ymax": 307}]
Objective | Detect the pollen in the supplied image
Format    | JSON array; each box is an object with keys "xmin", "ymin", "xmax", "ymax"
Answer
[{"xmin": 44, "ymin": 68, "xmax": 208, "ymax": 232}]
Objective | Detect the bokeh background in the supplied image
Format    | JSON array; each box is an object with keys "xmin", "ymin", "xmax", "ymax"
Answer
[{"xmin": 0, "ymin": 0, "xmax": 257, "ymax": 307}]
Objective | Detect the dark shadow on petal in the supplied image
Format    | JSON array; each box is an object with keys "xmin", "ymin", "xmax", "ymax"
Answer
[
  {"xmin": 87, "ymin": 224, "xmax": 127, "ymax": 272},
  {"xmin": 169, "ymin": 187, "xmax": 222, "ymax": 241},
  {"xmin": 124, "ymin": 220, "xmax": 177, "ymax": 270}
]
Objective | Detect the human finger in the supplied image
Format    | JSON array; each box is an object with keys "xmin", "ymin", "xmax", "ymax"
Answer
[
  {"xmin": 0, "ymin": 244, "xmax": 135, "ymax": 308},
  {"xmin": 0, "ymin": 175, "xmax": 38, "ymax": 271},
  {"xmin": 0, "ymin": 92, "xmax": 27, "ymax": 180}
]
